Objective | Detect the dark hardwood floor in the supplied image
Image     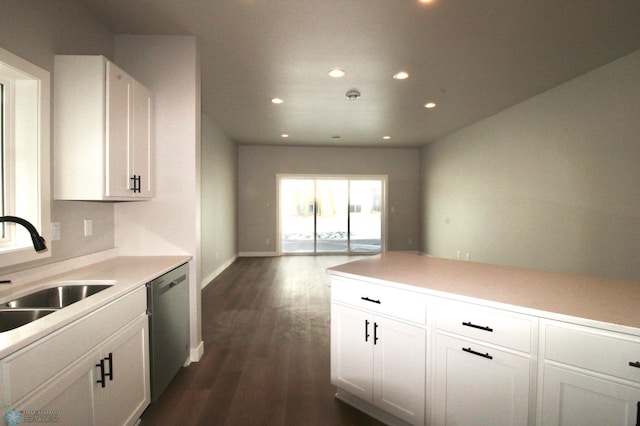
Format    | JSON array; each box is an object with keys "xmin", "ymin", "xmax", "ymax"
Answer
[{"xmin": 141, "ymin": 256, "xmax": 384, "ymax": 426}]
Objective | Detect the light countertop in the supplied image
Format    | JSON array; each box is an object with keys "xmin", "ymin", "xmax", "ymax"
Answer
[
  {"xmin": 0, "ymin": 255, "xmax": 191, "ymax": 358},
  {"xmin": 328, "ymin": 252, "xmax": 640, "ymax": 334}
]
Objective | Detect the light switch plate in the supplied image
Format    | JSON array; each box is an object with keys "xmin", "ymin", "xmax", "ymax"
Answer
[{"xmin": 84, "ymin": 219, "xmax": 93, "ymax": 237}]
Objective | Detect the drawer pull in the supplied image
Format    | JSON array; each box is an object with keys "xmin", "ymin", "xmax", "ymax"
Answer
[
  {"xmin": 629, "ymin": 361, "xmax": 640, "ymax": 369},
  {"xmin": 361, "ymin": 296, "xmax": 381, "ymax": 304},
  {"xmin": 462, "ymin": 347, "xmax": 493, "ymax": 360},
  {"xmin": 462, "ymin": 321, "xmax": 494, "ymax": 332}
]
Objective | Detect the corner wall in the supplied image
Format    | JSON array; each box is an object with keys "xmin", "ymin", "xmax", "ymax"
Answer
[
  {"xmin": 201, "ymin": 115, "xmax": 238, "ymax": 286},
  {"xmin": 113, "ymin": 35, "xmax": 203, "ymax": 359},
  {"xmin": 421, "ymin": 50, "xmax": 640, "ymax": 280}
]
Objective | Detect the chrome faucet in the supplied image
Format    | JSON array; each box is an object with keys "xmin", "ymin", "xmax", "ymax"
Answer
[{"xmin": 0, "ymin": 215, "xmax": 47, "ymax": 252}]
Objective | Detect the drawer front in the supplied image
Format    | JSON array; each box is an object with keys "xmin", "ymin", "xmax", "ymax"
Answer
[
  {"xmin": 544, "ymin": 321, "xmax": 640, "ymax": 384},
  {"xmin": 435, "ymin": 298, "xmax": 533, "ymax": 353},
  {"xmin": 331, "ymin": 277, "xmax": 426, "ymax": 324},
  {"xmin": 1, "ymin": 286, "xmax": 146, "ymax": 405}
]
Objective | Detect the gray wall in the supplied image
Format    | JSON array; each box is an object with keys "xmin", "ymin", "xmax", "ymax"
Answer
[
  {"xmin": 201, "ymin": 115, "xmax": 238, "ymax": 284},
  {"xmin": 238, "ymin": 145, "xmax": 420, "ymax": 254},
  {"xmin": 421, "ymin": 50, "xmax": 640, "ymax": 281},
  {"xmin": 0, "ymin": 0, "xmax": 115, "ymax": 274}
]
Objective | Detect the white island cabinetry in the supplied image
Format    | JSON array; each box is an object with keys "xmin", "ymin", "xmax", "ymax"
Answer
[
  {"xmin": 539, "ymin": 320, "xmax": 640, "ymax": 426},
  {"xmin": 331, "ymin": 277, "xmax": 426, "ymax": 426},
  {"xmin": 433, "ymin": 299, "xmax": 536, "ymax": 426},
  {"xmin": 328, "ymin": 253, "xmax": 640, "ymax": 426}
]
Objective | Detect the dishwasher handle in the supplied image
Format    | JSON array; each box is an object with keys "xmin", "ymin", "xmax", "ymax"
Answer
[{"xmin": 154, "ymin": 273, "xmax": 187, "ymax": 297}]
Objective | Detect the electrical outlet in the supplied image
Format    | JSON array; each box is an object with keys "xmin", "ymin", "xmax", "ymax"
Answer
[
  {"xmin": 84, "ymin": 219, "xmax": 93, "ymax": 237},
  {"xmin": 52, "ymin": 222, "xmax": 61, "ymax": 241}
]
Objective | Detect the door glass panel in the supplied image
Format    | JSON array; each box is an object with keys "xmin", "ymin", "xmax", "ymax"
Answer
[
  {"xmin": 316, "ymin": 179, "xmax": 348, "ymax": 253},
  {"xmin": 281, "ymin": 179, "xmax": 315, "ymax": 253},
  {"xmin": 280, "ymin": 177, "xmax": 383, "ymax": 254},
  {"xmin": 349, "ymin": 180, "xmax": 382, "ymax": 253}
]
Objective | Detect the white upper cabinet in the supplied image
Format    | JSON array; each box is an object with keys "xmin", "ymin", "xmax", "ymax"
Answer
[{"xmin": 54, "ymin": 55, "xmax": 153, "ymax": 201}]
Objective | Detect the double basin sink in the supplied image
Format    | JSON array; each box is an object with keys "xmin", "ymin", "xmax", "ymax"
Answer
[{"xmin": 0, "ymin": 284, "xmax": 112, "ymax": 333}]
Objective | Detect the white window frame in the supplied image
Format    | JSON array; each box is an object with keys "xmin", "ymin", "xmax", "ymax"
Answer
[{"xmin": 0, "ymin": 46, "xmax": 51, "ymax": 267}]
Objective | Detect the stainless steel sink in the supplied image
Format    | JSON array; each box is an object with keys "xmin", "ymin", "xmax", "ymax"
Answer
[
  {"xmin": 4, "ymin": 284, "xmax": 112, "ymax": 309},
  {"xmin": 0, "ymin": 284, "xmax": 113, "ymax": 333},
  {"xmin": 0, "ymin": 308, "xmax": 57, "ymax": 333}
]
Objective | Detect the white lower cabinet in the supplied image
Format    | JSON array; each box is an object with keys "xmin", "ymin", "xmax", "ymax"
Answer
[
  {"xmin": 539, "ymin": 320, "xmax": 640, "ymax": 426},
  {"xmin": 94, "ymin": 314, "xmax": 150, "ymax": 426},
  {"xmin": 541, "ymin": 364, "xmax": 640, "ymax": 426},
  {"xmin": 331, "ymin": 303, "xmax": 426, "ymax": 425},
  {"xmin": 1, "ymin": 287, "xmax": 150, "ymax": 426},
  {"xmin": 15, "ymin": 314, "xmax": 148, "ymax": 426},
  {"xmin": 433, "ymin": 333, "xmax": 532, "ymax": 426}
]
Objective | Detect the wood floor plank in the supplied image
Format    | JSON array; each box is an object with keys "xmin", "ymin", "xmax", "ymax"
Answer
[{"xmin": 141, "ymin": 256, "xmax": 384, "ymax": 426}]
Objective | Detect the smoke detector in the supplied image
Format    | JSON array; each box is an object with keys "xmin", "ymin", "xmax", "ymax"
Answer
[{"xmin": 345, "ymin": 89, "xmax": 361, "ymax": 100}]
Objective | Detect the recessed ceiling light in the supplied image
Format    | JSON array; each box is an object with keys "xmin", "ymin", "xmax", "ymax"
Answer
[
  {"xmin": 383, "ymin": 136, "xmax": 391, "ymax": 140},
  {"xmin": 425, "ymin": 102, "xmax": 437, "ymax": 109},
  {"xmin": 281, "ymin": 134, "xmax": 289, "ymax": 138},
  {"xmin": 418, "ymin": 0, "xmax": 435, "ymax": 4},
  {"xmin": 393, "ymin": 71, "xmax": 409, "ymax": 80},
  {"xmin": 271, "ymin": 97, "xmax": 284, "ymax": 104},
  {"xmin": 328, "ymin": 68, "xmax": 346, "ymax": 78}
]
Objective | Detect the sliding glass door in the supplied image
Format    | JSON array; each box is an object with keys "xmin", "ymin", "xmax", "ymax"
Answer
[{"xmin": 279, "ymin": 176, "xmax": 384, "ymax": 254}]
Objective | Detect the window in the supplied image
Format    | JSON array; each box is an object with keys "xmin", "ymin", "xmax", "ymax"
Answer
[
  {"xmin": 0, "ymin": 46, "xmax": 51, "ymax": 267},
  {"xmin": 278, "ymin": 175, "xmax": 386, "ymax": 254}
]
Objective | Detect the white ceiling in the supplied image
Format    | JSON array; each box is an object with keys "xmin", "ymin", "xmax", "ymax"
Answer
[{"xmin": 80, "ymin": 0, "xmax": 640, "ymax": 148}]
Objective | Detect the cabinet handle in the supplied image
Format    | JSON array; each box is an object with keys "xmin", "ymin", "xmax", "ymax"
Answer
[
  {"xmin": 361, "ymin": 297, "xmax": 381, "ymax": 304},
  {"xmin": 105, "ymin": 353, "xmax": 114, "ymax": 382},
  {"xmin": 462, "ymin": 321, "xmax": 494, "ymax": 332},
  {"xmin": 374, "ymin": 322, "xmax": 379, "ymax": 345},
  {"xmin": 636, "ymin": 401, "xmax": 639, "ymax": 426},
  {"xmin": 365, "ymin": 319, "xmax": 370, "ymax": 342},
  {"xmin": 96, "ymin": 359, "xmax": 106, "ymax": 388},
  {"xmin": 130, "ymin": 175, "xmax": 141, "ymax": 193},
  {"xmin": 629, "ymin": 361, "xmax": 640, "ymax": 369},
  {"xmin": 462, "ymin": 347, "xmax": 493, "ymax": 360}
]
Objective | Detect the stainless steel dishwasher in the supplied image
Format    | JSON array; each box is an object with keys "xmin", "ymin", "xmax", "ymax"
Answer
[{"xmin": 147, "ymin": 262, "xmax": 190, "ymax": 402}]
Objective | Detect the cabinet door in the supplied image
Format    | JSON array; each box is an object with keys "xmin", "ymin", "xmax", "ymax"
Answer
[
  {"xmin": 14, "ymin": 352, "xmax": 97, "ymax": 425},
  {"xmin": 374, "ymin": 316, "xmax": 426, "ymax": 426},
  {"xmin": 105, "ymin": 61, "xmax": 134, "ymax": 198},
  {"xmin": 331, "ymin": 304, "xmax": 374, "ymax": 402},
  {"xmin": 434, "ymin": 333, "xmax": 531, "ymax": 426},
  {"xmin": 94, "ymin": 314, "xmax": 150, "ymax": 426},
  {"xmin": 132, "ymin": 80, "xmax": 153, "ymax": 198},
  {"xmin": 541, "ymin": 364, "xmax": 640, "ymax": 426}
]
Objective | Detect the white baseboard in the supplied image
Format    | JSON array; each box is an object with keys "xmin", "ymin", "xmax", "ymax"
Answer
[
  {"xmin": 238, "ymin": 251, "xmax": 279, "ymax": 257},
  {"xmin": 190, "ymin": 340, "xmax": 204, "ymax": 362},
  {"xmin": 201, "ymin": 254, "xmax": 238, "ymax": 289}
]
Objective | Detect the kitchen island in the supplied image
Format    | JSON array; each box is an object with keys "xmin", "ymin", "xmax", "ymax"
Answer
[{"xmin": 328, "ymin": 252, "xmax": 640, "ymax": 426}]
